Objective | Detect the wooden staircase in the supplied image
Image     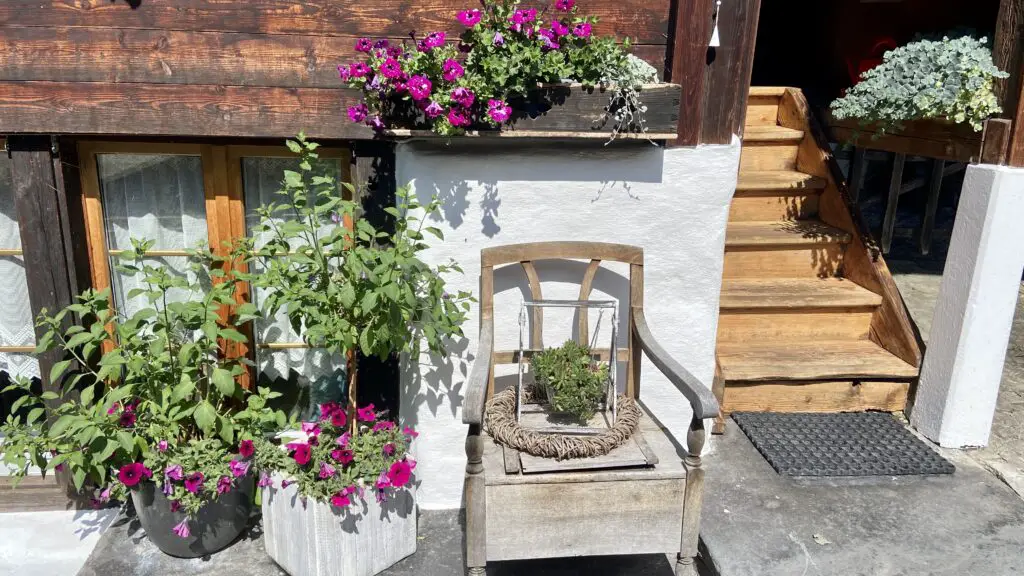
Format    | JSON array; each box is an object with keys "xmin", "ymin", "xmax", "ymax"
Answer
[{"xmin": 713, "ymin": 87, "xmax": 922, "ymax": 432}]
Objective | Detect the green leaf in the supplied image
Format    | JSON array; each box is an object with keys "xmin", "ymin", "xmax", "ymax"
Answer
[
  {"xmin": 26, "ymin": 407, "xmax": 45, "ymax": 425},
  {"xmin": 47, "ymin": 415, "xmax": 74, "ymax": 438},
  {"xmin": 194, "ymin": 401, "xmax": 216, "ymax": 434},
  {"xmin": 171, "ymin": 375, "xmax": 195, "ymax": 403},
  {"xmin": 116, "ymin": 430, "xmax": 135, "ymax": 455},
  {"xmin": 286, "ymin": 140, "xmax": 302, "ymax": 154},
  {"xmin": 79, "ymin": 384, "xmax": 95, "ymax": 407},
  {"xmin": 65, "ymin": 332, "xmax": 93, "ymax": 349},
  {"xmin": 49, "ymin": 360, "xmax": 72, "ymax": 384},
  {"xmin": 40, "ymin": 391, "xmax": 59, "ymax": 401},
  {"xmin": 211, "ymin": 368, "xmax": 236, "ymax": 397},
  {"xmin": 218, "ymin": 328, "xmax": 247, "ymax": 343},
  {"xmin": 71, "ymin": 467, "xmax": 86, "ymax": 492}
]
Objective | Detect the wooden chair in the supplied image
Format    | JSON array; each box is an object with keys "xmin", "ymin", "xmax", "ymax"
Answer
[{"xmin": 462, "ymin": 241, "xmax": 720, "ymax": 575}]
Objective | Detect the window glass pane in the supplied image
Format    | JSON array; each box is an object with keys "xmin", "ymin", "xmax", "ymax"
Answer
[
  {"xmin": 241, "ymin": 156, "xmax": 345, "ymax": 390},
  {"xmin": 0, "ymin": 152, "xmax": 38, "ymax": 382},
  {"xmin": 96, "ymin": 154, "xmax": 210, "ymax": 318}
]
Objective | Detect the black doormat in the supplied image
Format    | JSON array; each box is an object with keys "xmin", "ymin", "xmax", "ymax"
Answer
[{"xmin": 732, "ymin": 412, "xmax": 955, "ymax": 477}]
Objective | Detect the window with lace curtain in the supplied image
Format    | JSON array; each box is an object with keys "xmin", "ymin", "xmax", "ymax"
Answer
[{"xmin": 0, "ymin": 147, "xmax": 39, "ymax": 386}]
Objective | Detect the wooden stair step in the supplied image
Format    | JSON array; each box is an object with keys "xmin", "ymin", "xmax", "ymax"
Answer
[
  {"xmin": 725, "ymin": 220, "xmax": 852, "ymax": 247},
  {"xmin": 720, "ymin": 278, "xmax": 882, "ymax": 310},
  {"xmin": 717, "ymin": 340, "xmax": 919, "ymax": 381},
  {"xmin": 743, "ymin": 126, "xmax": 805, "ymax": 143},
  {"xmin": 736, "ymin": 171, "xmax": 827, "ymax": 192}
]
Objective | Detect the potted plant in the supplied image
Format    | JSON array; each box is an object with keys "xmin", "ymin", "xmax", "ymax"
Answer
[
  {"xmin": 0, "ymin": 244, "xmax": 288, "ymax": 558},
  {"xmin": 531, "ymin": 340, "xmax": 609, "ymax": 423},
  {"xmin": 339, "ymin": 0, "xmax": 665, "ymax": 139},
  {"xmin": 244, "ymin": 134, "xmax": 472, "ymax": 576}
]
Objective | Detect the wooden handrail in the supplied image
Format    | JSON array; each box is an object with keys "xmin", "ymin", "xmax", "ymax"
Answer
[
  {"xmin": 632, "ymin": 308, "xmax": 719, "ymax": 419},
  {"xmin": 481, "ymin": 241, "xmax": 643, "ymax": 267},
  {"xmin": 462, "ymin": 317, "xmax": 494, "ymax": 426}
]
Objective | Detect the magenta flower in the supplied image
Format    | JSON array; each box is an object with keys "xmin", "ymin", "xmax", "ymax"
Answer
[
  {"xmin": 172, "ymin": 518, "xmax": 190, "ymax": 539},
  {"xmin": 118, "ymin": 463, "xmax": 151, "ymax": 488},
  {"xmin": 357, "ymin": 404, "xmax": 377, "ymax": 422},
  {"xmin": 376, "ymin": 471, "xmax": 391, "ymax": 491},
  {"xmin": 423, "ymin": 31, "xmax": 446, "ymax": 49},
  {"xmin": 320, "ymin": 402, "xmax": 341, "ymax": 421},
  {"xmin": 336, "ymin": 432, "xmax": 351, "ymax": 447},
  {"xmin": 165, "ymin": 464, "xmax": 183, "ymax": 481},
  {"xmin": 349, "ymin": 62, "xmax": 371, "ymax": 78},
  {"xmin": 280, "ymin": 479, "xmax": 293, "ymax": 489},
  {"xmin": 301, "ymin": 421, "xmax": 321, "ymax": 439},
  {"xmin": 573, "ymin": 22, "xmax": 592, "ymax": 38},
  {"xmin": 238, "ymin": 439, "xmax": 254, "ymax": 459},
  {"xmin": 402, "ymin": 426, "xmax": 419, "ymax": 439},
  {"xmin": 229, "ymin": 459, "xmax": 250, "ymax": 478},
  {"xmin": 442, "ymin": 59, "xmax": 464, "ymax": 82},
  {"xmin": 157, "ymin": 440, "xmax": 169, "ymax": 452},
  {"xmin": 162, "ymin": 481, "xmax": 173, "ymax": 496},
  {"xmin": 99, "ymin": 487, "xmax": 111, "ymax": 503},
  {"xmin": 170, "ymin": 500, "xmax": 181, "ymax": 513},
  {"xmin": 372, "ymin": 420, "xmax": 395, "ymax": 433},
  {"xmin": 457, "ymin": 9, "xmax": 482, "ymax": 26},
  {"xmin": 291, "ymin": 443, "xmax": 312, "ymax": 466},
  {"xmin": 355, "ymin": 37, "xmax": 373, "ymax": 53},
  {"xmin": 387, "ymin": 46, "xmax": 403, "ymax": 59},
  {"xmin": 555, "ymin": 0, "xmax": 575, "ymax": 10},
  {"xmin": 448, "ymin": 108, "xmax": 471, "ymax": 127},
  {"xmin": 335, "ymin": 449, "xmax": 355, "ymax": 465},
  {"xmin": 216, "ymin": 475, "xmax": 232, "ymax": 495},
  {"xmin": 374, "ymin": 38, "xmax": 390, "ymax": 49},
  {"xmin": 118, "ymin": 411, "xmax": 137, "ymax": 428},
  {"xmin": 338, "ymin": 65, "xmax": 351, "ymax": 81},
  {"xmin": 387, "ymin": 459, "xmax": 414, "ymax": 488},
  {"xmin": 330, "ymin": 492, "xmax": 351, "ymax": 508},
  {"xmin": 493, "ymin": 32, "xmax": 505, "ymax": 46},
  {"xmin": 347, "ymin": 103, "xmax": 368, "ymax": 123},
  {"xmin": 184, "ymin": 472, "xmax": 204, "ymax": 494},
  {"xmin": 319, "ymin": 462, "xmax": 336, "ymax": 479},
  {"xmin": 551, "ymin": 21, "xmax": 570, "ymax": 36},
  {"xmin": 407, "ymin": 76, "xmax": 432, "ymax": 101},
  {"xmin": 258, "ymin": 471, "xmax": 273, "ymax": 488},
  {"xmin": 383, "ymin": 442, "xmax": 397, "ymax": 456},
  {"xmin": 451, "ymin": 87, "xmax": 475, "ymax": 108},
  {"xmin": 487, "ymin": 99, "xmax": 512, "ymax": 123},
  {"xmin": 330, "ymin": 409, "xmax": 347, "ymax": 428},
  {"xmin": 538, "ymin": 29, "xmax": 560, "ymax": 50},
  {"xmin": 379, "ymin": 57, "xmax": 403, "ymax": 79},
  {"xmin": 368, "ymin": 115, "xmax": 386, "ymax": 131},
  {"xmin": 107, "ymin": 402, "xmax": 121, "ymax": 415},
  {"xmin": 424, "ymin": 101, "xmax": 444, "ymax": 118}
]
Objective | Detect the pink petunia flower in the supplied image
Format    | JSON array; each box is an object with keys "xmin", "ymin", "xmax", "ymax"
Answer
[
  {"xmin": 229, "ymin": 459, "xmax": 250, "ymax": 478},
  {"xmin": 170, "ymin": 500, "xmax": 181, "ymax": 513},
  {"xmin": 118, "ymin": 463, "xmax": 151, "ymax": 487},
  {"xmin": 184, "ymin": 472, "xmax": 204, "ymax": 494},
  {"xmin": 424, "ymin": 101, "xmax": 444, "ymax": 118},
  {"xmin": 107, "ymin": 402, "xmax": 121, "ymax": 415},
  {"xmin": 555, "ymin": 0, "xmax": 575, "ymax": 10},
  {"xmin": 551, "ymin": 21, "xmax": 570, "ymax": 37},
  {"xmin": 402, "ymin": 426, "xmax": 419, "ymax": 439},
  {"xmin": 348, "ymin": 103, "xmax": 369, "ymax": 123},
  {"xmin": 487, "ymin": 99, "xmax": 512, "ymax": 123},
  {"xmin": 442, "ymin": 59, "xmax": 464, "ymax": 82},
  {"xmin": 238, "ymin": 439, "xmax": 254, "ymax": 459},
  {"xmin": 172, "ymin": 518, "xmax": 190, "ymax": 539},
  {"xmin": 336, "ymin": 432, "xmax": 351, "ymax": 448},
  {"xmin": 165, "ymin": 464, "xmax": 184, "ymax": 481},
  {"xmin": 423, "ymin": 31, "xmax": 446, "ymax": 49},
  {"xmin": 320, "ymin": 402, "xmax": 342, "ymax": 421},
  {"xmin": 157, "ymin": 440, "xmax": 169, "ymax": 452},
  {"xmin": 493, "ymin": 32, "xmax": 505, "ymax": 46},
  {"xmin": 319, "ymin": 462, "xmax": 336, "ymax": 479},
  {"xmin": 387, "ymin": 459, "xmax": 414, "ymax": 488},
  {"xmin": 368, "ymin": 116, "xmax": 386, "ymax": 131},
  {"xmin": 162, "ymin": 481, "xmax": 173, "ymax": 496},
  {"xmin": 374, "ymin": 39, "xmax": 390, "ymax": 49},
  {"xmin": 291, "ymin": 443, "xmax": 312, "ymax": 466},
  {"xmin": 349, "ymin": 62, "xmax": 371, "ymax": 78},
  {"xmin": 355, "ymin": 37, "xmax": 373, "ymax": 53},
  {"xmin": 330, "ymin": 492, "xmax": 351, "ymax": 508},
  {"xmin": 376, "ymin": 471, "xmax": 391, "ymax": 491},
  {"xmin": 538, "ymin": 29, "xmax": 560, "ymax": 50},
  {"xmin": 280, "ymin": 479, "xmax": 293, "ymax": 489},
  {"xmin": 338, "ymin": 65, "xmax": 351, "ymax": 81},
  {"xmin": 372, "ymin": 420, "xmax": 395, "ymax": 433},
  {"xmin": 118, "ymin": 411, "xmax": 137, "ymax": 428},
  {"xmin": 379, "ymin": 57, "xmax": 403, "ymax": 79},
  {"xmin": 329, "ymin": 409, "xmax": 347, "ymax": 428},
  {"xmin": 383, "ymin": 442, "xmax": 397, "ymax": 456},
  {"xmin": 451, "ymin": 87, "xmax": 475, "ymax": 108},
  {"xmin": 258, "ymin": 471, "xmax": 273, "ymax": 488},
  {"xmin": 387, "ymin": 46, "xmax": 403, "ymax": 59},
  {"xmin": 335, "ymin": 448, "xmax": 354, "ymax": 465},
  {"xmin": 216, "ymin": 475, "xmax": 232, "ymax": 495},
  {"xmin": 407, "ymin": 76, "xmax": 432, "ymax": 101},
  {"xmin": 99, "ymin": 487, "xmax": 111, "ymax": 503},
  {"xmin": 448, "ymin": 108, "xmax": 471, "ymax": 127},
  {"xmin": 573, "ymin": 22, "xmax": 592, "ymax": 38},
  {"xmin": 457, "ymin": 9, "xmax": 482, "ymax": 27},
  {"xmin": 301, "ymin": 421, "xmax": 321, "ymax": 439}
]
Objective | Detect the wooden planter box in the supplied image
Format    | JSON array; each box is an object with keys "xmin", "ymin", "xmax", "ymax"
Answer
[
  {"xmin": 262, "ymin": 474, "xmax": 417, "ymax": 576},
  {"xmin": 386, "ymin": 83, "xmax": 682, "ymax": 139},
  {"xmin": 828, "ymin": 116, "xmax": 983, "ymax": 162}
]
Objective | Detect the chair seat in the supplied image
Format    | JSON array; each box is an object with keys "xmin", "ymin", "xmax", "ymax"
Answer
[{"xmin": 479, "ymin": 405, "xmax": 688, "ymax": 562}]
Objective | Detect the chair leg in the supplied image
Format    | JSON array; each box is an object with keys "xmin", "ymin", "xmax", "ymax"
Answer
[
  {"xmin": 465, "ymin": 425, "xmax": 487, "ymax": 576},
  {"xmin": 881, "ymin": 152, "xmax": 906, "ymax": 254},
  {"xmin": 678, "ymin": 416, "xmax": 707, "ymax": 576}
]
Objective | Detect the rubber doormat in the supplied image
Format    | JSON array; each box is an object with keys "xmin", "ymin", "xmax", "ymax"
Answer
[{"xmin": 732, "ymin": 412, "xmax": 955, "ymax": 477}]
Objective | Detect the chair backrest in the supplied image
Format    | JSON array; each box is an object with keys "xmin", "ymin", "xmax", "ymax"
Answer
[{"xmin": 478, "ymin": 241, "xmax": 645, "ymax": 400}]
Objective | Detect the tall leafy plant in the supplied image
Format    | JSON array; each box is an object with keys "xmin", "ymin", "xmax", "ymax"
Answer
[{"xmin": 246, "ymin": 134, "xmax": 472, "ymax": 429}]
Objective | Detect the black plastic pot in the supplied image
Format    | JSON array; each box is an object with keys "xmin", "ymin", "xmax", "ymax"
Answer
[{"xmin": 131, "ymin": 474, "xmax": 254, "ymax": 558}]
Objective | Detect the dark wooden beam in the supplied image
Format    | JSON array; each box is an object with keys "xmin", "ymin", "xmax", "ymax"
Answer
[
  {"xmin": 993, "ymin": 0, "xmax": 1023, "ymax": 118},
  {"xmin": 668, "ymin": 0, "xmax": 714, "ymax": 146},
  {"xmin": 0, "ymin": 0, "xmax": 671, "ymax": 45},
  {"xmin": 700, "ymin": 0, "xmax": 762, "ymax": 145},
  {"xmin": 980, "ymin": 118, "xmax": 1012, "ymax": 165}
]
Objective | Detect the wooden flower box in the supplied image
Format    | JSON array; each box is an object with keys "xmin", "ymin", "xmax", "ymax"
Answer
[
  {"xmin": 828, "ymin": 116, "xmax": 983, "ymax": 163},
  {"xmin": 262, "ymin": 473, "xmax": 417, "ymax": 576}
]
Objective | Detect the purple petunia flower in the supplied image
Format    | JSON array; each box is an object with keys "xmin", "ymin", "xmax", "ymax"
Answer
[
  {"xmin": 451, "ymin": 87, "xmax": 475, "ymax": 108},
  {"xmin": 538, "ymin": 28, "xmax": 560, "ymax": 50},
  {"xmin": 184, "ymin": 472, "xmax": 204, "ymax": 494},
  {"xmin": 387, "ymin": 45, "xmax": 403, "ymax": 59},
  {"xmin": 424, "ymin": 101, "xmax": 444, "ymax": 118},
  {"xmin": 493, "ymin": 32, "xmax": 505, "ymax": 46},
  {"xmin": 347, "ymin": 103, "xmax": 368, "ymax": 123},
  {"xmin": 378, "ymin": 57, "xmax": 402, "ymax": 79},
  {"xmin": 368, "ymin": 115, "xmax": 386, "ymax": 131},
  {"xmin": 280, "ymin": 479, "xmax": 293, "ymax": 489},
  {"xmin": 337, "ymin": 65, "xmax": 351, "ymax": 81},
  {"xmin": 383, "ymin": 442, "xmax": 397, "ymax": 456},
  {"xmin": 319, "ymin": 462, "xmax": 336, "ymax": 479},
  {"xmin": 170, "ymin": 500, "xmax": 181, "ymax": 513},
  {"xmin": 162, "ymin": 481, "xmax": 173, "ymax": 496},
  {"xmin": 238, "ymin": 439, "xmax": 254, "ymax": 459},
  {"xmin": 258, "ymin": 471, "xmax": 273, "ymax": 488},
  {"xmin": 423, "ymin": 31, "xmax": 446, "ymax": 49},
  {"xmin": 336, "ymin": 432, "xmax": 351, "ymax": 447},
  {"xmin": 372, "ymin": 420, "xmax": 395, "ymax": 432},
  {"xmin": 442, "ymin": 59, "xmax": 464, "ymax": 82},
  {"xmin": 330, "ymin": 492, "xmax": 351, "ymax": 508},
  {"xmin": 349, "ymin": 62, "xmax": 371, "ymax": 78},
  {"xmin": 301, "ymin": 421, "xmax": 321, "ymax": 439},
  {"xmin": 229, "ymin": 459, "xmax": 250, "ymax": 478},
  {"xmin": 448, "ymin": 108, "xmax": 471, "ymax": 127},
  {"xmin": 487, "ymin": 99, "xmax": 512, "ymax": 123},
  {"xmin": 216, "ymin": 475, "xmax": 232, "ymax": 495},
  {"xmin": 157, "ymin": 440, "xmax": 169, "ymax": 452},
  {"xmin": 374, "ymin": 39, "xmax": 390, "ymax": 49},
  {"xmin": 551, "ymin": 21, "xmax": 570, "ymax": 37},
  {"xmin": 99, "ymin": 487, "xmax": 111, "ymax": 503},
  {"xmin": 172, "ymin": 518, "xmax": 190, "ymax": 539},
  {"xmin": 107, "ymin": 402, "xmax": 121, "ymax": 415},
  {"xmin": 334, "ymin": 448, "xmax": 355, "ymax": 465},
  {"xmin": 402, "ymin": 425, "xmax": 419, "ymax": 439},
  {"xmin": 555, "ymin": 0, "xmax": 575, "ymax": 10},
  {"xmin": 407, "ymin": 75, "xmax": 432, "ymax": 101},
  {"xmin": 117, "ymin": 463, "xmax": 151, "ymax": 487},
  {"xmin": 320, "ymin": 402, "xmax": 341, "ymax": 421},
  {"xmin": 355, "ymin": 37, "xmax": 373, "ymax": 53},
  {"xmin": 573, "ymin": 22, "xmax": 592, "ymax": 38},
  {"xmin": 457, "ymin": 9, "xmax": 482, "ymax": 27},
  {"xmin": 291, "ymin": 443, "xmax": 312, "ymax": 466},
  {"xmin": 118, "ymin": 411, "xmax": 136, "ymax": 428}
]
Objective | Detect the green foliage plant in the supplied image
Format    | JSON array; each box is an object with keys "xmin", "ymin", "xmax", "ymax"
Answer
[
  {"xmin": 830, "ymin": 35, "xmax": 1008, "ymax": 132},
  {"xmin": 0, "ymin": 242, "xmax": 289, "ymax": 538},
  {"xmin": 531, "ymin": 339, "xmax": 608, "ymax": 423},
  {"xmin": 245, "ymin": 134, "xmax": 473, "ymax": 429}
]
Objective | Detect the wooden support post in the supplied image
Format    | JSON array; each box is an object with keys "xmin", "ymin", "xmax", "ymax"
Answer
[
  {"xmin": 980, "ymin": 118, "xmax": 1012, "ymax": 165},
  {"xmin": 678, "ymin": 415, "xmax": 707, "ymax": 575},
  {"xmin": 993, "ymin": 0, "xmax": 1024, "ymax": 166},
  {"xmin": 700, "ymin": 0, "xmax": 763, "ymax": 144},
  {"xmin": 465, "ymin": 424, "xmax": 487, "ymax": 576},
  {"xmin": 881, "ymin": 153, "xmax": 905, "ymax": 254},
  {"xmin": 711, "ymin": 360, "xmax": 726, "ymax": 435},
  {"xmin": 668, "ymin": 0, "xmax": 715, "ymax": 146},
  {"xmin": 849, "ymin": 147, "xmax": 867, "ymax": 202},
  {"xmin": 7, "ymin": 135, "xmax": 81, "ymax": 500},
  {"xmin": 919, "ymin": 159, "xmax": 945, "ymax": 255}
]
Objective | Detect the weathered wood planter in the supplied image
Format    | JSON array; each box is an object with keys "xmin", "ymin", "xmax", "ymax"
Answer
[
  {"xmin": 262, "ymin": 473, "xmax": 416, "ymax": 576},
  {"xmin": 386, "ymin": 83, "xmax": 682, "ymax": 139},
  {"xmin": 828, "ymin": 116, "xmax": 983, "ymax": 162}
]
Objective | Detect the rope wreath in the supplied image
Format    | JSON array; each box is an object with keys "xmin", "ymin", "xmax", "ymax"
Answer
[{"xmin": 484, "ymin": 387, "xmax": 641, "ymax": 461}]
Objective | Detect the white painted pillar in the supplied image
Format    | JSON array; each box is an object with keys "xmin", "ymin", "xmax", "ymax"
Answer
[{"xmin": 911, "ymin": 164, "xmax": 1024, "ymax": 448}]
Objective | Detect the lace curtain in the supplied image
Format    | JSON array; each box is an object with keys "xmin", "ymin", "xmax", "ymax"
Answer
[
  {"xmin": 241, "ymin": 157, "xmax": 346, "ymax": 394},
  {"xmin": 0, "ymin": 154, "xmax": 39, "ymax": 381},
  {"xmin": 97, "ymin": 154, "xmax": 211, "ymax": 320}
]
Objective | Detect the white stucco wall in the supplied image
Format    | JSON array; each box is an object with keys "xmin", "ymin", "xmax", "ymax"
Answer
[
  {"xmin": 397, "ymin": 138, "xmax": 741, "ymax": 509},
  {"xmin": 912, "ymin": 164, "xmax": 1024, "ymax": 448}
]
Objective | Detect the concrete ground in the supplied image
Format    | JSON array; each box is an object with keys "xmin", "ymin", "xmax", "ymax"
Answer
[{"xmin": 0, "ymin": 509, "xmax": 117, "ymax": 576}]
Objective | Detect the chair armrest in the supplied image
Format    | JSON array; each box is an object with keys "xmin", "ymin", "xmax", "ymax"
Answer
[
  {"xmin": 633, "ymin": 308, "xmax": 720, "ymax": 419},
  {"xmin": 462, "ymin": 318, "xmax": 494, "ymax": 425}
]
